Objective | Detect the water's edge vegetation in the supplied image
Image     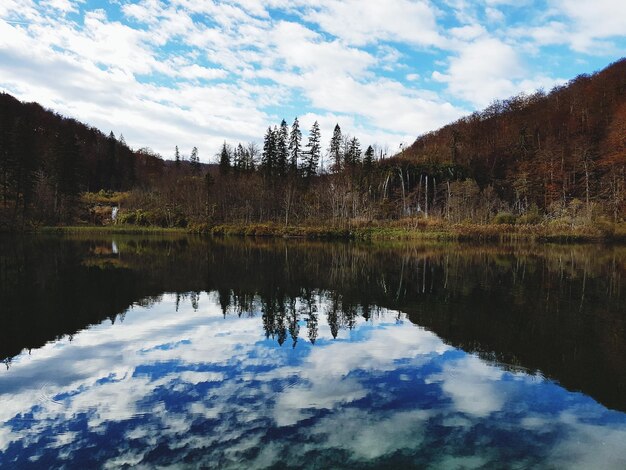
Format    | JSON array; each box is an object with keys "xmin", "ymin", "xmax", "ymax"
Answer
[{"xmin": 39, "ymin": 219, "xmax": 626, "ymax": 243}]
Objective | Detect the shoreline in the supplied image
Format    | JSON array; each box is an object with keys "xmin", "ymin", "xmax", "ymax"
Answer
[{"xmin": 24, "ymin": 221, "xmax": 626, "ymax": 243}]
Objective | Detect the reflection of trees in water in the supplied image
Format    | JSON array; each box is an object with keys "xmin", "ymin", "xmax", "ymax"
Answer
[
  {"xmin": 213, "ymin": 286, "xmax": 385, "ymax": 347},
  {"xmin": 1, "ymin": 234, "xmax": 626, "ymax": 410}
]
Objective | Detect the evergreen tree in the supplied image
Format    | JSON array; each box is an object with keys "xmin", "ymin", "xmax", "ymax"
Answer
[
  {"xmin": 218, "ymin": 142, "xmax": 231, "ymax": 175},
  {"xmin": 346, "ymin": 137, "xmax": 361, "ymax": 167},
  {"xmin": 303, "ymin": 121, "xmax": 321, "ymax": 178},
  {"xmin": 175, "ymin": 145, "xmax": 181, "ymax": 168},
  {"xmin": 233, "ymin": 143, "xmax": 242, "ymax": 173},
  {"xmin": 289, "ymin": 117, "xmax": 301, "ymax": 173},
  {"xmin": 363, "ymin": 145, "xmax": 374, "ymax": 170},
  {"xmin": 245, "ymin": 142, "xmax": 258, "ymax": 171},
  {"xmin": 190, "ymin": 146, "xmax": 200, "ymax": 173},
  {"xmin": 276, "ymin": 119, "xmax": 289, "ymax": 177},
  {"xmin": 329, "ymin": 124, "xmax": 343, "ymax": 172},
  {"xmin": 262, "ymin": 127, "xmax": 277, "ymax": 177}
]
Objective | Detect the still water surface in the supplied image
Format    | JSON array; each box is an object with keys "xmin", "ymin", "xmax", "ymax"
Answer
[{"xmin": 1, "ymin": 235, "xmax": 625, "ymax": 468}]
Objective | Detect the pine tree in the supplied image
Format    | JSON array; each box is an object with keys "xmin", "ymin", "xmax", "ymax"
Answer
[
  {"xmin": 346, "ymin": 137, "xmax": 361, "ymax": 167},
  {"xmin": 303, "ymin": 121, "xmax": 321, "ymax": 178},
  {"xmin": 262, "ymin": 127, "xmax": 276, "ymax": 177},
  {"xmin": 233, "ymin": 143, "xmax": 244, "ymax": 173},
  {"xmin": 246, "ymin": 142, "xmax": 258, "ymax": 171},
  {"xmin": 190, "ymin": 146, "xmax": 200, "ymax": 173},
  {"xmin": 276, "ymin": 119, "xmax": 289, "ymax": 177},
  {"xmin": 329, "ymin": 124, "xmax": 343, "ymax": 172},
  {"xmin": 175, "ymin": 145, "xmax": 181, "ymax": 168},
  {"xmin": 363, "ymin": 145, "xmax": 374, "ymax": 170},
  {"xmin": 218, "ymin": 142, "xmax": 231, "ymax": 175},
  {"xmin": 289, "ymin": 117, "xmax": 301, "ymax": 173}
]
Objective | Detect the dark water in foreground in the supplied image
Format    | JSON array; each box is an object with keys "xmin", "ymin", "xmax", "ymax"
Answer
[{"xmin": 1, "ymin": 235, "xmax": 626, "ymax": 468}]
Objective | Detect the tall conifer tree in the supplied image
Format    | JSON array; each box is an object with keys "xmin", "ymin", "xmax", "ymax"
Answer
[
  {"xmin": 346, "ymin": 137, "xmax": 361, "ymax": 167},
  {"xmin": 289, "ymin": 117, "xmax": 301, "ymax": 173},
  {"xmin": 262, "ymin": 127, "xmax": 276, "ymax": 177},
  {"xmin": 190, "ymin": 146, "xmax": 200, "ymax": 173},
  {"xmin": 277, "ymin": 119, "xmax": 289, "ymax": 177},
  {"xmin": 329, "ymin": 124, "xmax": 343, "ymax": 172},
  {"xmin": 303, "ymin": 121, "xmax": 321, "ymax": 178},
  {"xmin": 218, "ymin": 142, "xmax": 231, "ymax": 175}
]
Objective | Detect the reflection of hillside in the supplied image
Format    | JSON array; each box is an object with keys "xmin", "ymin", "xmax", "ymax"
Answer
[{"xmin": 1, "ymin": 234, "xmax": 625, "ymax": 412}]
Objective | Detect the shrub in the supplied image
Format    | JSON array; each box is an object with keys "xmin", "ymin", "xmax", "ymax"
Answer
[
  {"xmin": 518, "ymin": 212, "xmax": 543, "ymax": 225},
  {"xmin": 493, "ymin": 212, "xmax": 517, "ymax": 225}
]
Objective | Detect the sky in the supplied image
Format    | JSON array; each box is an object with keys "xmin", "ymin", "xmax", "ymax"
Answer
[{"xmin": 1, "ymin": 1, "xmax": 625, "ymax": 162}]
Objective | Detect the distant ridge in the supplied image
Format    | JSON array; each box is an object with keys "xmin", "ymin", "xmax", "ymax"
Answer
[{"xmin": 400, "ymin": 58, "xmax": 626, "ymax": 218}]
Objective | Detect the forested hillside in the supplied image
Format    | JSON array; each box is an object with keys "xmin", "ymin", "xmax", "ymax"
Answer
[
  {"xmin": 0, "ymin": 58, "xmax": 624, "ymax": 233},
  {"xmin": 0, "ymin": 93, "xmax": 164, "ymax": 227},
  {"xmin": 402, "ymin": 58, "xmax": 626, "ymax": 222}
]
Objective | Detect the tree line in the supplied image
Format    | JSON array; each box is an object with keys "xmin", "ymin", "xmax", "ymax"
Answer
[
  {"xmin": 0, "ymin": 92, "xmax": 166, "ymax": 228},
  {"xmin": 403, "ymin": 57, "xmax": 626, "ymax": 223},
  {"xmin": 105, "ymin": 57, "xmax": 626, "ymax": 229},
  {"xmin": 215, "ymin": 119, "xmax": 375, "ymax": 178},
  {"xmin": 1, "ymin": 58, "xmax": 624, "ymax": 230}
]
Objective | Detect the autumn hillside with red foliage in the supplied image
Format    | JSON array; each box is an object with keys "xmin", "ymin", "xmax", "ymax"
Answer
[{"xmin": 401, "ymin": 58, "xmax": 626, "ymax": 220}]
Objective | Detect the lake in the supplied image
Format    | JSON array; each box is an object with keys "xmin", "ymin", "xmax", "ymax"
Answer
[{"xmin": 1, "ymin": 234, "xmax": 625, "ymax": 468}]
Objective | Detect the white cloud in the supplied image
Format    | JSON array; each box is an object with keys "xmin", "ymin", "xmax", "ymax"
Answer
[
  {"xmin": 427, "ymin": 355, "xmax": 507, "ymax": 417},
  {"xmin": 41, "ymin": 0, "xmax": 83, "ymax": 13},
  {"xmin": 302, "ymin": 0, "xmax": 444, "ymax": 47},
  {"xmin": 432, "ymin": 37, "xmax": 562, "ymax": 107},
  {"xmin": 550, "ymin": 0, "xmax": 626, "ymax": 52},
  {"xmin": 449, "ymin": 24, "xmax": 487, "ymax": 40},
  {"xmin": 0, "ymin": 0, "xmax": 622, "ymax": 160},
  {"xmin": 485, "ymin": 7, "xmax": 505, "ymax": 23},
  {"xmin": 433, "ymin": 37, "xmax": 521, "ymax": 106}
]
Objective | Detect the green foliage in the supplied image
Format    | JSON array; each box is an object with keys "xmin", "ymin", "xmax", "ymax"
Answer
[
  {"xmin": 81, "ymin": 190, "xmax": 128, "ymax": 205},
  {"xmin": 117, "ymin": 208, "xmax": 187, "ymax": 228},
  {"xmin": 517, "ymin": 204, "xmax": 543, "ymax": 225},
  {"xmin": 493, "ymin": 212, "xmax": 517, "ymax": 225}
]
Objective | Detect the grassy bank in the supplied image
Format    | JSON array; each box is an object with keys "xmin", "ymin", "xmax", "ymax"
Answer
[
  {"xmin": 29, "ymin": 219, "xmax": 626, "ymax": 243},
  {"xmin": 39, "ymin": 225, "xmax": 188, "ymax": 235},
  {"xmin": 197, "ymin": 220, "xmax": 626, "ymax": 243}
]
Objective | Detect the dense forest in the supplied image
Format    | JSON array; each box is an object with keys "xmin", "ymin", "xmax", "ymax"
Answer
[
  {"xmin": 0, "ymin": 92, "xmax": 166, "ymax": 228},
  {"xmin": 403, "ymin": 58, "xmax": 626, "ymax": 223},
  {"xmin": 0, "ymin": 58, "xmax": 624, "ymax": 231}
]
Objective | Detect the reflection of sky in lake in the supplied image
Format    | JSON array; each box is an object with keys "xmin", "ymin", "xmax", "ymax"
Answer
[{"xmin": 1, "ymin": 293, "xmax": 626, "ymax": 469}]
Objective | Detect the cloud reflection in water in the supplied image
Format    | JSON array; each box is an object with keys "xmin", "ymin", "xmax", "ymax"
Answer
[{"xmin": 1, "ymin": 292, "xmax": 626, "ymax": 469}]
